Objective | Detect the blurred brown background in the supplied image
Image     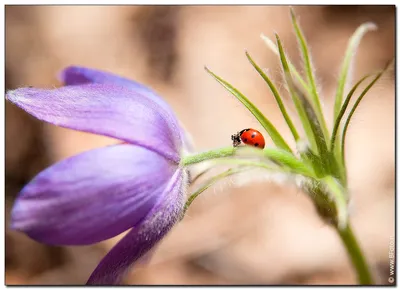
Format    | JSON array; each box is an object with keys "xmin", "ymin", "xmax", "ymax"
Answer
[{"xmin": 5, "ymin": 5, "xmax": 395, "ymax": 285}]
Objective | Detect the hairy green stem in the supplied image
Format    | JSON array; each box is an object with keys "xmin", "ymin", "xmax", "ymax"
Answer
[
  {"xmin": 181, "ymin": 147, "xmax": 236, "ymax": 166},
  {"xmin": 181, "ymin": 147, "xmax": 278, "ymax": 171},
  {"xmin": 336, "ymin": 223, "xmax": 373, "ymax": 284}
]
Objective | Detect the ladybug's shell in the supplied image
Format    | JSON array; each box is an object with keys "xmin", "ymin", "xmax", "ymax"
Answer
[{"xmin": 240, "ymin": 129, "xmax": 265, "ymax": 149}]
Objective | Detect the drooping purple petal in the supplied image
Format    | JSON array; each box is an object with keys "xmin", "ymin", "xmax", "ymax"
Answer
[
  {"xmin": 60, "ymin": 66, "xmax": 156, "ymax": 99},
  {"xmin": 11, "ymin": 144, "xmax": 179, "ymax": 246},
  {"xmin": 87, "ymin": 168, "xmax": 187, "ymax": 285},
  {"xmin": 6, "ymin": 84, "xmax": 181, "ymax": 162},
  {"xmin": 60, "ymin": 66, "xmax": 192, "ymax": 153},
  {"xmin": 60, "ymin": 66, "xmax": 184, "ymax": 142}
]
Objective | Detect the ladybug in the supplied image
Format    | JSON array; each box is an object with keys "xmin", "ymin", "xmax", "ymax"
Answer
[{"xmin": 231, "ymin": 128, "xmax": 265, "ymax": 149}]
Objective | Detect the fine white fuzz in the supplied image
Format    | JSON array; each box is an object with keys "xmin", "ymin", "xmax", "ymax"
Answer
[
  {"xmin": 231, "ymin": 168, "xmax": 296, "ymax": 188},
  {"xmin": 296, "ymin": 139, "xmax": 310, "ymax": 154}
]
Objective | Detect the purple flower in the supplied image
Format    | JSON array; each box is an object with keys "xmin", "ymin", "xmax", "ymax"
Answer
[{"xmin": 6, "ymin": 66, "xmax": 189, "ymax": 285}]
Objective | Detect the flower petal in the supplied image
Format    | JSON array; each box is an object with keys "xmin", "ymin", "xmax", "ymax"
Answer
[
  {"xmin": 6, "ymin": 84, "xmax": 181, "ymax": 162},
  {"xmin": 87, "ymin": 168, "xmax": 187, "ymax": 285},
  {"xmin": 60, "ymin": 66, "xmax": 190, "ymax": 152},
  {"xmin": 11, "ymin": 144, "xmax": 179, "ymax": 246},
  {"xmin": 60, "ymin": 66, "xmax": 157, "ymax": 101}
]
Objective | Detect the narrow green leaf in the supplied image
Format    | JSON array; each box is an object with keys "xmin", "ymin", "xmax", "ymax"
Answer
[
  {"xmin": 189, "ymin": 166, "xmax": 214, "ymax": 185},
  {"xmin": 245, "ymin": 51, "xmax": 300, "ymax": 142},
  {"xmin": 275, "ymin": 34, "xmax": 319, "ymax": 153},
  {"xmin": 205, "ymin": 66, "xmax": 293, "ymax": 153},
  {"xmin": 331, "ymin": 73, "xmax": 372, "ymax": 152},
  {"xmin": 290, "ymin": 7, "xmax": 330, "ymax": 144},
  {"xmin": 330, "ymin": 73, "xmax": 373, "ymax": 187},
  {"xmin": 276, "ymin": 34, "xmax": 341, "ymax": 179},
  {"xmin": 302, "ymin": 148, "xmax": 325, "ymax": 177},
  {"xmin": 294, "ymin": 82, "xmax": 340, "ymax": 179},
  {"xmin": 341, "ymin": 61, "xmax": 392, "ymax": 167},
  {"xmin": 184, "ymin": 157, "xmax": 291, "ymax": 214},
  {"xmin": 184, "ymin": 167, "xmax": 250, "ymax": 213},
  {"xmin": 294, "ymin": 86, "xmax": 328, "ymax": 155},
  {"xmin": 260, "ymin": 33, "xmax": 310, "ymax": 94},
  {"xmin": 333, "ymin": 22, "xmax": 378, "ymax": 121}
]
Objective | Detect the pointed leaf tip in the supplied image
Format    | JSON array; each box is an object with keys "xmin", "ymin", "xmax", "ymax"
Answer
[
  {"xmin": 333, "ymin": 21, "xmax": 380, "ymax": 120},
  {"xmin": 363, "ymin": 22, "xmax": 378, "ymax": 31},
  {"xmin": 290, "ymin": 7, "xmax": 296, "ymax": 19},
  {"xmin": 245, "ymin": 50, "xmax": 300, "ymax": 142},
  {"xmin": 290, "ymin": 5, "xmax": 330, "ymax": 144}
]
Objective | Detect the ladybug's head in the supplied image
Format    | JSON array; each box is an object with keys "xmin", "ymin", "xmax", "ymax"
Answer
[{"xmin": 231, "ymin": 132, "xmax": 241, "ymax": 147}]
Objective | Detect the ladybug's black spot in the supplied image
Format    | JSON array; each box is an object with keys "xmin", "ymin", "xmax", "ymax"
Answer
[
  {"xmin": 254, "ymin": 143, "xmax": 259, "ymax": 147},
  {"xmin": 243, "ymin": 138, "xmax": 248, "ymax": 142},
  {"xmin": 251, "ymin": 133, "xmax": 256, "ymax": 138}
]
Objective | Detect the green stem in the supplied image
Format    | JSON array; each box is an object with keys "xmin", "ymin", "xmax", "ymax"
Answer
[
  {"xmin": 181, "ymin": 147, "xmax": 236, "ymax": 166},
  {"xmin": 182, "ymin": 147, "xmax": 278, "ymax": 171},
  {"xmin": 181, "ymin": 146, "xmax": 277, "ymax": 167},
  {"xmin": 336, "ymin": 223, "xmax": 373, "ymax": 284}
]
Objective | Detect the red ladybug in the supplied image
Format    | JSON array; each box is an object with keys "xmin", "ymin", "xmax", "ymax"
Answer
[{"xmin": 231, "ymin": 128, "xmax": 265, "ymax": 149}]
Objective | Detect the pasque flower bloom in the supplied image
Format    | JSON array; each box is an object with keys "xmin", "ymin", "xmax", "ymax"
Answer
[{"xmin": 6, "ymin": 67, "xmax": 189, "ymax": 285}]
